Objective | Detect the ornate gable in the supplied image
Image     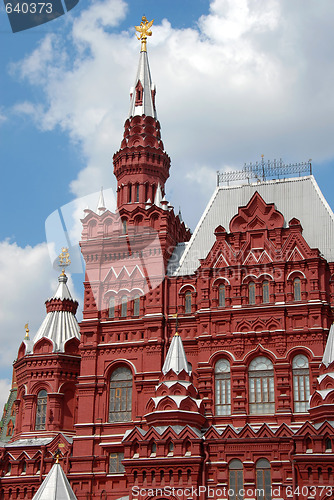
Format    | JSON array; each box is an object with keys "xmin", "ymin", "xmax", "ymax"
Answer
[{"xmin": 229, "ymin": 191, "xmax": 284, "ymax": 233}]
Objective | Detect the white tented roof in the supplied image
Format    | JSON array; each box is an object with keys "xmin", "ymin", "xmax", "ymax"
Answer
[
  {"xmin": 168, "ymin": 176, "xmax": 334, "ymax": 276},
  {"xmin": 32, "ymin": 273, "xmax": 80, "ymax": 353},
  {"xmin": 33, "ymin": 311, "xmax": 80, "ymax": 353},
  {"xmin": 322, "ymin": 323, "xmax": 334, "ymax": 367},
  {"xmin": 162, "ymin": 333, "xmax": 191, "ymax": 375},
  {"xmin": 32, "ymin": 462, "xmax": 77, "ymax": 500}
]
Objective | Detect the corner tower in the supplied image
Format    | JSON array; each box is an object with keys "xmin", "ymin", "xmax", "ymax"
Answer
[{"xmin": 113, "ymin": 17, "xmax": 170, "ymax": 210}]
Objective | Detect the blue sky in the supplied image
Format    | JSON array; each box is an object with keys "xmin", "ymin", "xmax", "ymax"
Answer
[{"xmin": 0, "ymin": 0, "xmax": 334, "ymax": 407}]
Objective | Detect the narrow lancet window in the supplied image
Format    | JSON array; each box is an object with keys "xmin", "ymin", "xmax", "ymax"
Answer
[
  {"xmin": 215, "ymin": 359, "xmax": 231, "ymax": 415},
  {"xmin": 219, "ymin": 284, "xmax": 226, "ymax": 307},
  {"xmin": 35, "ymin": 390, "xmax": 47, "ymax": 430},
  {"xmin": 292, "ymin": 354, "xmax": 310, "ymax": 412},
  {"xmin": 249, "ymin": 281, "xmax": 255, "ymax": 305}
]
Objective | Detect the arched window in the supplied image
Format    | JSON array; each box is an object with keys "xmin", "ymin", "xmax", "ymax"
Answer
[
  {"xmin": 88, "ymin": 220, "xmax": 97, "ymax": 238},
  {"xmin": 229, "ymin": 459, "xmax": 243, "ymax": 500},
  {"xmin": 108, "ymin": 296, "xmax": 115, "ymax": 319},
  {"xmin": 292, "ymin": 355, "xmax": 310, "ymax": 412},
  {"xmin": 121, "ymin": 296, "xmax": 127, "ymax": 317},
  {"xmin": 262, "ymin": 280, "xmax": 269, "ymax": 304},
  {"xmin": 256, "ymin": 459, "xmax": 272, "ymax": 500},
  {"xmin": 325, "ymin": 438, "xmax": 332, "ymax": 451},
  {"xmin": 185, "ymin": 291, "xmax": 192, "ymax": 313},
  {"xmin": 219, "ymin": 284, "xmax": 226, "ymax": 307},
  {"xmin": 35, "ymin": 389, "xmax": 47, "ymax": 430},
  {"xmin": 109, "ymin": 367, "xmax": 132, "ymax": 422},
  {"xmin": 249, "ymin": 281, "xmax": 256, "ymax": 305},
  {"xmin": 150, "ymin": 441, "xmax": 157, "ymax": 456},
  {"xmin": 215, "ymin": 359, "xmax": 231, "ymax": 415},
  {"xmin": 294, "ymin": 277, "xmax": 301, "ymax": 301},
  {"xmin": 133, "ymin": 295, "xmax": 140, "ymax": 317},
  {"xmin": 122, "ymin": 219, "xmax": 127, "ymax": 234},
  {"xmin": 21, "ymin": 462, "xmax": 26, "ymax": 475},
  {"xmin": 249, "ymin": 357, "xmax": 275, "ymax": 414},
  {"xmin": 168, "ymin": 441, "xmax": 174, "ymax": 456}
]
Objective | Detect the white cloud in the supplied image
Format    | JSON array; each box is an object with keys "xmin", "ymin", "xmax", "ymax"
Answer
[
  {"xmin": 0, "ymin": 241, "xmax": 80, "ymax": 378},
  {"xmin": 0, "ymin": 108, "xmax": 7, "ymax": 124},
  {"xmin": 9, "ymin": 0, "xmax": 334, "ymax": 232}
]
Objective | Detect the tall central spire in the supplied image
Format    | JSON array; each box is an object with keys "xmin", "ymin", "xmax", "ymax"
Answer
[
  {"xmin": 128, "ymin": 50, "xmax": 157, "ymax": 119},
  {"xmin": 113, "ymin": 17, "xmax": 170, "ymax": 210},
  {"xmin": 129, "ymin": 17, "xmax": 156, "ymax": 118}
]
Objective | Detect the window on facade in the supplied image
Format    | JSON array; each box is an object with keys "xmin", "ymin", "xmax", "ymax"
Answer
[
  {"xmin": 249, "ymin": 281, "xmax": 256, "ymax": 305},
  {"xmin": 292, "ymin": 355, "xmax": 310, "ymax": 413},
  {"xmin": 293, "ymin": 277, "xmax": 301, "ymax": 301},
  {"xmin": 249, "ymin": 357, "xmax": 275, "ymax": 414},
  {"xmin": 35, "ymin": 389, "xmax": 47, "ymax": 430},
  {"xmin": 128, "ymin": 184, "xmax": 132, "ymax": 203},
  {"xmin": 133, "ymin": 295, "xmax": 140, "ymax": 317},
  {"xmin": 109, "ymin": 367, "xmax": 132, "ymax": 422},
  {"xmin": 219, "ymin": 284, "xmax": 226, "ymax": 307},
  {"xmin": 136, "ymin": 184, "xmax": 139, "ymax": 203},
  {"xmin": 122, "ymin": 219, "xmax": 127, "ymax": 234},
  {"xmin": 132, "ymin": 442, "xmax": 139, "ymax": 458},
  {"xmin": 185, "ymin": 291, "xmax": 192, "ymax": 313},
  {"xmin": 325, "ymin": 438, "xmax": 332, "ymax": 451},
  {"xmin": 215, "ymin": 359, "xmax": 231, "ymax": 415},
  {"xmin": 108, "ymin": 297, "xmax": 115, "ymax": 318},
  {"xmin": 262, "ymin": 281, "xmax": 269, "ymax": 304},
  {"xmin": 151, "ymin": 442, "xmax": 157, "ymax": 456},
  {"xmin": 21, "ymin": 462, "xmax": 26, "ymax": 475},
  {"xmin": 229, "ymin": 459, "xmax": 244, "ymax": 500},
  {"xmin": 121, "ymin": 296, "xmax": 127, "ymax": 317},
  {"xmin": 256, "ymin": 459, "xmax": 272, "ymax": 500},
  {"xmin": 109, "ymin": 452, "xmax": 125, "ymax": 473},
  {"xmin": 167, "ymin": 441, "xmax": 174, "ymax": 456}
]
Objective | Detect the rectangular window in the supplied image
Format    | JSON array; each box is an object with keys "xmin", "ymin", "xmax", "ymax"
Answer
[
  {"xmin": 249, "ymin": 375, "xmax": 275, "ymax": 414},
  {"xmin": 215, "ymin": 377, "xmax": 231, "ymax": 415},
  {"xmin": 229, "ymin": 470, "xmax": 244, "ymax": 500},
  {"xmin": 109, "ymin": 452, "xmax": 125, "ymax": 473},
  {"xmin": 293, "ymin": 373, "xmax": 310, "ymax": 412}
]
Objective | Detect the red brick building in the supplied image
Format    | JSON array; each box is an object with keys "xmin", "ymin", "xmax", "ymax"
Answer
[{"xmin": 1, "ymin": 28, "xmax": 334, "ymax": 500}]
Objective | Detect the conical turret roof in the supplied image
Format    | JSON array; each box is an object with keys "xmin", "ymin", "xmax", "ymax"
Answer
[
  {"xmin": 322, "ymin": 323, "xmax": 334, "ymax": 367},
  {"xmin": 32, "ymin": 273, "xmax": 80, "ymax": 353},
  {"xmin": 32, "ymin": 462, "xmax": 77, "ymax": 500},
  {"xmin": 162, "ymin": 333, "xmax": 191, "ymax": 376},
  {"xmin": 96, "ymin": 187, "xmax": 106, "ymax": 215}
]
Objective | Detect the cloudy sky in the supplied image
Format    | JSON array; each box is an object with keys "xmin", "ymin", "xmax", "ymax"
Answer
[{"xmin": 1, "ymin": 0, "xmax": 334, "ymax": 409}]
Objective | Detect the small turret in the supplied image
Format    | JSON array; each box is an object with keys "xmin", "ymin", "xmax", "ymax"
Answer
[
  {"xmin": 145, "ymin": 332, "xmax": 206, "ymax": 429},
  {"xmin": 309, "ymin": 323, "xmax": 334, "ymax": 422}
]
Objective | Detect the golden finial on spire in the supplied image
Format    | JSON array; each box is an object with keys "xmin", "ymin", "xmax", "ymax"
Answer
[
  {"xmin": 135, "ymin": 16, "xmax": 154, "ymax": 52},
  {"xmin": 58, "ymin": 247, "xmax": 71, "ymax": 275},
  {"xmin": 24, "ymin": 323, "xmax": 30, "ymax": 340},
  {"xmin": 54, "ymin": 449, "xmax": 61, "ymax": 464}
]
